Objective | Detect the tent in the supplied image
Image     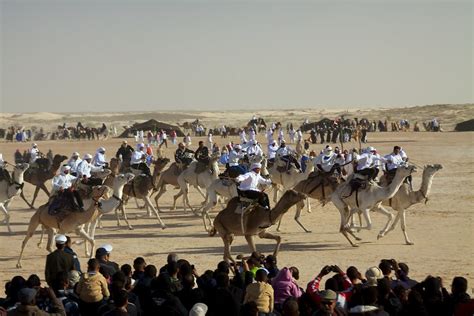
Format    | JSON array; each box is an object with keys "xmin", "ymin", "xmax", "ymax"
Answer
[
  {"xmin": 118, "ymin": 119, "xmax": 185, "ymax": 137},
  {"xmin": 454, "ymin": 119, "xmax": 474, "ymax": 132}
]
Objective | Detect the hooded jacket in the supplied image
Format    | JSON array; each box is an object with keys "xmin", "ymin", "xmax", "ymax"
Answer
[{"xmin": 271, "ymin": 267, "xmax": 303, "ymax": 305}]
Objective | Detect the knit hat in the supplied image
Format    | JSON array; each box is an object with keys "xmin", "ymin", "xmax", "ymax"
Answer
[
  {"xmin": 189, "ymin": 303, "xmax": 208, "ymax": 316},
  {"xmin": 365, "ymin": 266, "xmax": 383, "ymax": 286}
]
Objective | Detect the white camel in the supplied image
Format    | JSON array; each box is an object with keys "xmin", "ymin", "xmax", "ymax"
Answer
[
  {"xmin": 268, "ymin": 156, "xmax": 315, "ymax": 231},
  {"xmin": 16, "ymin": 173, "xmax": 134, "ymax": 268},
  {"xmin": 177, "ymin": 155, "xmax": 220, "ymax": 213},
  {"xmin": 378, "ymin": 164, "xmax": 443, "ymax": 245},
  {"xmin": 331, "ymin": 165, "xmax": 417, "ymax": 247},
  {"xmin": 0, "ymin": 163, "xmax": 29, "ymax": 233}
]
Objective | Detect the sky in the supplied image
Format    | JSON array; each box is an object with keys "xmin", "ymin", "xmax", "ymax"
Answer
[{"xmin": 0, "ymin": 0, "xmax": 472, "ymax": 113}]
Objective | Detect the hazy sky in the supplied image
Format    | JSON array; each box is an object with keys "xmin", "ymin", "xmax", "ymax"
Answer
[{"xmin": 1, "ymin": 0, "xmax": 472, "ymax": 113}]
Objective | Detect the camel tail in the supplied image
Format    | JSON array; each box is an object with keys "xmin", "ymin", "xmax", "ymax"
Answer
[{"xmin": 208, "ymin": 226, "xmax": 217, "ymax": 237}]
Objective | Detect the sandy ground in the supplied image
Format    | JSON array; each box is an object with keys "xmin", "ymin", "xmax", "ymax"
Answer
[{"xmin": 0, "ymin": 130, "xmax": 473, "ymax": 291}]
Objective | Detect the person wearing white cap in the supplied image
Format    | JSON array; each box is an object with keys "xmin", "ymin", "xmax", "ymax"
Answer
[
  {"xmin": 267, "ymin": 141, "xmax": 279, "ymax": 161},
  {"xmin": 246, "ymin": 141, "xmax": 263, "ymax": 158},
  {"xmin": 45, "ymin": 234, "xmax": 74, "ymax": 286},
  {"xmin": 67, "ymin": 151, "xmax": 82, "ymax": 176},
  {"xmin": 51, "ymin": 165, "xmax": 84, "ymax": 211},
  {"xmin": 276, "ymin": 140, "xmax": 301, "ymax": 172},
  {"xmin": 130, "ymin": 143, "xmax": 151, "ymax": 176},
  {"xmin": 235, "ymin": 162, "xmax": 272, "ymax": 209},
  {"xmin": 354, "ymin": 146, "xmax": 385, "ymax": 182},
  {"xmin": 92, "ymin": 147, "xmax": 108, "ymax": 168},
  {"xmin": 314, "ymin": 146, "xmax": 344, "ymax": 176},
  {"xmin": 29, "ymin": 142, "xmax": 40, "ymax": 163},
  {"xmin": 0, "ymin": 153, "xmax": 11, "ymax": 183},
  {"xmin": 77, "ymin": 154, "xmax": 103, "ymax": 186},
  {"xmin": 223, "ymin": 144, "xmax": 246, "ymax": 177}
]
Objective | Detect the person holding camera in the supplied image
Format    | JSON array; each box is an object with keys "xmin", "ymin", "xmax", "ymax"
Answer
[{"xmin": 307, "ymin": 265, "xmax": 353, "ymax": 312}]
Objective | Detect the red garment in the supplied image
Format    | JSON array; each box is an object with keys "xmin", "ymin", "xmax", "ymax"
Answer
[{"xmin": 306, "ymin": 273, "xmax": 353, "ymax": 306}]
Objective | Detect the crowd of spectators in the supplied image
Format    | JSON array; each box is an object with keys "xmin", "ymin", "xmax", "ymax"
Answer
[{"xmin": 1, "ymin": 235, "xmax": 472, "ymax": 316}]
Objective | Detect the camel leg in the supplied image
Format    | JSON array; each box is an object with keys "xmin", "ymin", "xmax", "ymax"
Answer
[
  {"xmin": 33, "ymin": 184, "xmax": 50, "ymax": 207},
  {"xmin": 195, "ymin": 186, "xmax": 207, "ymax": 200},
  {"xmin": 333, "ymin": 197, "xmax": 358, "ymax": 247},
  {"xmin": 17, "ymin": 212, "xmax": 41, "ymax": 268},
  {"xmin": 272, "ymin": 184, "xmax": 279, "ymax": 203},
  {"xmin": 375, "ymin": 205, "xmax": 395, "ymax": 239},
  {"xmin": 120, "ymin": 204, "xmax": 133, "ymax": 230},
  {"xmin": 294, "ymin": 200, "xmax": 311, "ymax": 233},
  {"xmin": 75, "ymin": 226, "xmax": 95, "ymax": 258},
  {"xmin": 258, "ymin": 231, "xmax": 282, "ymax": 257},
  {"xmin": 0, "ymin": 204, "xmax": 12, "ymax": 233},
  {"xmin": 37, "ymin": 225, "xmax": 45, "ymax": 248},
  {"xmin": 201, "ymin": 202, "xmax": 215, "ymax": 232},
  {"xmin": 134, "ymin": 197, "xmax": 146, "ymax": 210},
  {"xmin": 306, "ymin": 197, "xmax": 312, "ymax": 213},
  {"xmin": 222, "ymin": 233, "xmax": 236, "ymax": 265},
  {"xmin": 244, "ymin": 235, "xmax": 257, "ymax": 253},
  {"xmin": 154, "ymin": 185, "xmax": 166, "ymax": 212},
  {"xmin": 46, "ymin": 228, "xmax": 55, "ymax": 252},
  {"xmin": 400, "ymin": 210, "xmax": 413, "ymax": 245},
  {"xmin": 144, "ymin": 196, "xmax": 166, "ymax": 229},
  {"xmin": 20, "ymin": 190, "xmax": 35, "ymax": 209},
  {"xmin": 386, "ymin": 210, "xmax": 401, "ymax": 233},
  {"xmin": 172, "ymin": 190, "xmax": 183, "ymax": 211}
]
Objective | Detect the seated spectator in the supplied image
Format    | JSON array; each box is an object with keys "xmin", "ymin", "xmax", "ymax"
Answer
[
  {"xmin": 76, "ymin": 259, "xmax": 109, "ymax": 316},
  {"xmin": 132, "ymin": 257, "xmax": 146, "ymax": 283},
  {"xmin": 8, "ymin": 287, "xmax": 65, "ymax": 316},
  {"xmin": 244, "ymin": 269, "xmax": 274, "ymax": 314},
  {"xmin": 272, "ymin": 267, "xmax": 303, "ymax": 310}
]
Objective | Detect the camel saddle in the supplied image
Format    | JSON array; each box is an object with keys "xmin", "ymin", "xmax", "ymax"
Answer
[
  {"xmin": 235, "ymin": 197, "xmax": 258, "ymax": 214},
  {"xmin": 195, "ymin": 161, "xmax": 210, "ymax": 174},
  {"xmin": 48, "ymin": 194, "xmax": 82, "ymax": 221},
  {"xmin": 31, "ymin": 158, "xmax": 50, "ymax": 171}
]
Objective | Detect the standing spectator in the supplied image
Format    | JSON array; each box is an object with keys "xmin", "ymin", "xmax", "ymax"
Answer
[
  {"xmin": 76, "ymin": 259, "xmax": 109, "ymax": 316},
  {"xmin": 161, "ymin": 130, "xmax": 168, "ymax": 148},
  {"xmin": 45, "ymin": 235, "xmax": 74, "ymax": 287},
  {"xmin": 64, "ymin": 236, "xmax": 81, "ymax": 273},
  {"xmin": 170, "ymin": 130, "xmax": 177, "ymax": 145},
  {"xmin": 244, "ymin": 269, "xmax": 274, "ymax": 315}
]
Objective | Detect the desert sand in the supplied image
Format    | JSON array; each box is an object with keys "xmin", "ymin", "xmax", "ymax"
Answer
[{"xmin": 0, "ymin": 105, "xmax": 473, "ymax": 290}]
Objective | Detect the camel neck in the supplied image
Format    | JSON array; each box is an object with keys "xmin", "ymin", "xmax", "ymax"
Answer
[{"xmin": 384, "ymin": 171, "xmax": 409, "ymax": 199}]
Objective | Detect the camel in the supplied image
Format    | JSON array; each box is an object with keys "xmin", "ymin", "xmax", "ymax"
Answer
[
  {"xmin": 116, "ymin": 158, "xmax": 170, "ymax": 229},
  {"xmin": 152, "ymin": 162, "xmax": 185, "ymax": 212},
  {"xmin": 200, "ymin": 157, "xmax": 269, "ymax": 232},
  {"xmin": 177, "ymin": 155, "xmax": 220, "ymax": 213},
  {"xmin": 16, "ymin": 173, "xmax": 134, "ymax": 268},
  {"xmin": 331, "ymin": 165, "xmax": 417, "ymax": 247},
  {"xmin": 0, "ymin": 163, "xmax": 29, "ymax": 233},
  {"xmin": 209, "ymin": 189, "xmax": 307, "ymax": 263},
  {"xmin": 378, "ymin": 164, "xmax": 443, "ymax": 245},
  {"xmin": 268, "ymin": 157, "xmax": 316, "ymax": 231},
  {"xmin": 20, "ymin": 153, "xmax": 68, "ymax": 209}
]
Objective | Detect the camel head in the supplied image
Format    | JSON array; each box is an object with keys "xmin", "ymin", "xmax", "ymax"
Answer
[
  {"xmin": 154, "ymin": 157, "xmax": 170, "ymax": 168},
  {"xmin": 14, "ymin": 163, "xmax": 30, "ymax": 173},
  {"xmin": 52, "ymin": 154, "xmax": 68, "ymax": 166},
  {"xmin": 92, "ymin": 168, "xmax": 112, "ymax": 179},
  {"xmin": 91, "ymin": 185, "xmax": 108, "ymax": 200},
  {"xmin": 424, "ymin": 164, "xmax": 443, "ymax": 173},
  {"xmin": 396, "ymin": 165, "xmax": 417, "ymax": 178}
]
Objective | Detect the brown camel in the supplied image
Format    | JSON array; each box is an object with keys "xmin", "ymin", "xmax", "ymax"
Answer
[
  {"xmin": 209, "ymin": 189, "xmax": 307, "ymax": 263},
  {"xmin": 16, "ymin": 185, "xmax": 108, "ymax": 268},
  {"xmin": 20, "ymin": 153, "xmax": 68, "ymax": 209},
  {"xmin": 0, "ymin": 163, "xmax": 29, "ymax": 233},
  {"xmin": 152, "ymin": 162, "xmax": 185, "ymax": 212},
  {"xmin": 117, "ymin": 158, "xmax": 170, "ymax": 229}
]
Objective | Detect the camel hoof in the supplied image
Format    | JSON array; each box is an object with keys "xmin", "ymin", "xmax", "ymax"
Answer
[
  {"xmin": 128, "ymin": 226, "xmax": 134, "ymax": 230},
  {"xmin": 351, "ymin": 243, "xmax": 359, "ymax": 247},
  {"xmin": 16, "ymin": 263, "xmax": 22, "ymax": 269},
  {"xmin": 377, "ymin": 234, "xmax": 384, "ymax": 240},
  {"xmin": 355, "ymin": 236, "xmax": 362, "ymax": 241},
  {"xmin": 161, "ymin": 225, "xmax": 167, "ymax": 230},
  {"xmin": 304, "ymin": 230, "xmax": 312, "ymax": 233},
  {"xmin": 406, "ymin": 241, "xmax": 414, "ymax": 245}
]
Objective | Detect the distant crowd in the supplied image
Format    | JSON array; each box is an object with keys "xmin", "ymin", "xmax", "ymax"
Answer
[{"xmin": 1, "ymin": 234, "xmax": 472, "ymax": 316}]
